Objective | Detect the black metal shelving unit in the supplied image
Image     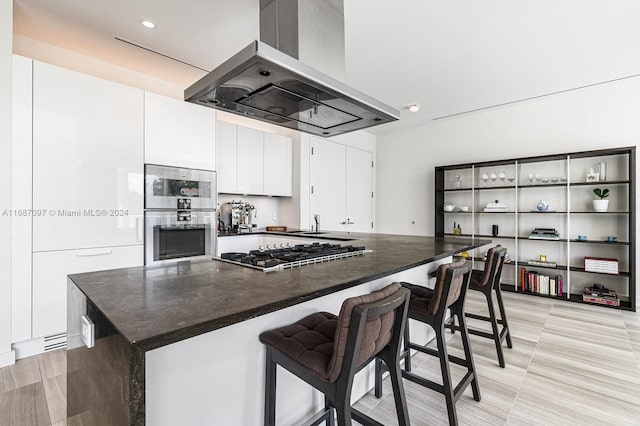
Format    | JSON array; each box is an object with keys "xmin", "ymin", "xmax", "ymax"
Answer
[{"xmin": 435, "ymin": 146, "xmax": 636, "ymax": 311}]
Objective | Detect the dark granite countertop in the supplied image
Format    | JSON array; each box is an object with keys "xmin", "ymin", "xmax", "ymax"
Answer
[{"xmin": 68, "ymin": 233, "xmax": 491, "ymax": 352}]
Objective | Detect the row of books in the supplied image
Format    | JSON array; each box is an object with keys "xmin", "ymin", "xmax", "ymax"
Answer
[{"xmin": 520, "ymin": 268, "xmax": 564, "ymax": 296}]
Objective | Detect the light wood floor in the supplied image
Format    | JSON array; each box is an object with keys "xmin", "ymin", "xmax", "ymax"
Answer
[{"xmin": 1, "ymin": 291, "xmax": 639, "ymax": 425}]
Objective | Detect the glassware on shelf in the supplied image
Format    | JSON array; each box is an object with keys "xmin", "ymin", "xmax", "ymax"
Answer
[
  {"xmin": 455, "ymin": 174, "xmax": 462, "ymax": 188},
  {"xmin": 528, "ymin": 174, "xmax": 534, "ymax": 184},
  {"xmin": 599, "ymin": 161, "xmax": 607, "ymax": 181}
]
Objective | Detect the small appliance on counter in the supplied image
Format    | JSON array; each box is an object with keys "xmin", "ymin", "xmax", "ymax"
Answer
[
  {"xmin": 144, "ymin": 164, "xmax": 217, "ymax": 266},
  {"xmin": 219, "ymin": 200, "xmax": 256, "ymax": 233}
]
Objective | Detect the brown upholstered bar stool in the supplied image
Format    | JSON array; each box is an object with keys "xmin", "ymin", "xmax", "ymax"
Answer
[
  {"xmin": 376, "ymin": 259, "xmax": 479, "ymax": 426},
  {"xmin": 448, "ymin": 245, "xmax": 512, "ymax": 368},
  {"xmin": 259, "ymin": 283, "xmax": 411, "ymax": 426}
]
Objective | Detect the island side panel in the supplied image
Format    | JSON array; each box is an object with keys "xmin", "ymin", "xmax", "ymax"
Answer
[
  {"xmin": 67, "ymin": 279, "xmax": 142, "ymax": 425},
  {"xmin": 145, "ymin": 261, "xmax": 446, "ymax": 426}
]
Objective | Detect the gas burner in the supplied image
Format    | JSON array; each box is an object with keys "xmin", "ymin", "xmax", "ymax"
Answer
[{"xmin": 219, "ymin": 243, "xmax": 366, "ymax": 272}]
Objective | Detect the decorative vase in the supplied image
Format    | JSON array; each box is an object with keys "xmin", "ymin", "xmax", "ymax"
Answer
[
  {"xmin": 536, "ymin": 200, "xmax": 549, "ymax": 212},
  {"xmin": 592, "ymin": 199, "xmax": 609, "ymax": 212}
]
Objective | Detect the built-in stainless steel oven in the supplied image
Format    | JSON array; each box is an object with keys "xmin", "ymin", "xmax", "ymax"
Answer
[{"xmin": 144, "ymin": 165, "xmax": 216, "ymax": 266}]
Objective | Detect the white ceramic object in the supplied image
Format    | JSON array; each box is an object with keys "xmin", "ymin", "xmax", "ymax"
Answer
[
  {"xmin": 593, "ymin": 199, "xmax": 609, "ymax": 212},
  {"xmin": 443, "ymin": 203, "xmax": 455, "ymax": 212}
]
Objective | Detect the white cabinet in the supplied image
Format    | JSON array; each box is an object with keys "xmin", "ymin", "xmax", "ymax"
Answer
[
  {"xmin": 32, "ymin": 61, "xmax": 144, "ymax": 252},
  {"xmin": 217, "ymin": 121, "xmax": 238, "ymax": 193},
  {"xmin": 32, "ymin": 246, "xmax": 143, "ymax": 338},
  {"xmin": 11, "ymin": 55, "xmax": 33, "ymax": 343},
  {"xmin": 237, "ymin": 126, "xmax": 264, "ymax": 195},
  {"xmin": 264, "ymin": 133, "xmax": 293, "ymax": 196},
  {"xmin": 216, "ymin": 121, "xmax": 293, "ymax": 196},
  {"xmin": 144, "ymin": 92, "xmax": 216, "ymax": 171},
  {"xmin": 310, "ymin": 137, "xmax": 374, "ymax": 232}
]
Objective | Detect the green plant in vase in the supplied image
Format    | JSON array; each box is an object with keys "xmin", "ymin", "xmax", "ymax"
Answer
[{"xmin": 592, "ymin": 188, "xmax": 610, "ymax": 212}]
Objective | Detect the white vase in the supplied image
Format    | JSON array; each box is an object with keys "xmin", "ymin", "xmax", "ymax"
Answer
[{"xmin": 592, "ymin": 199, "xmax": 609, "ymax": 212}]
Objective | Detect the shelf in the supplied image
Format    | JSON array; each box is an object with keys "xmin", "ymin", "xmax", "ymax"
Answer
[
  {"xmin": 439, "ymin": 187, "xmax": 474, "ymax": 192},
  {"xmin": 569, "ymin": 266, "xmax": 630, "ymax": 277},
  {"xmin": 519, "ymin": 211, "xmax": 567, "ymax": 214},
  {"xmin": 435, "ymin": 146, "xmax": 636, "ymax": 312},
  {"xmin": 569, "ymin": 180, "xmax": 630, "ymax": 187},
  {"xmin": 570, "ymin": 211, "xmax": 629, "ymax": 214},
  {"xmin": 500, "ymin": 284, "xmax": 568, "ymax": 301},
  {"xmin": 474, "ymin": 185, "xmax": 516, "ymax": 191},
  {"xmin": 569, "ymin": 239, "xmax": 629, "ymax": 245},
  {"xmin": 518, "ymin": 183, "xmax": 568, "ymax": 189},
  {"xmin": 568, "ymin": 293, "xmax": 632, "ymax": 310},
  {"xmin": 442, "ymin": 210, "xmax": 473, "ymax": 214},
  {"xmin": 519, "ymin": 262, "xmax": 568, "ymax": 271}
]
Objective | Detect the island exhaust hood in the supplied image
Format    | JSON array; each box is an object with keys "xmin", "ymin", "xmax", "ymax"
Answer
[{"xmin": 184, "ymin": 0, "xmax": 399, "ymax": 137}]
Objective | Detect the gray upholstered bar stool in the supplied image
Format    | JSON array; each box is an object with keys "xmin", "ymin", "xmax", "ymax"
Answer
[
  {"xmin": 376, "ymin": 259, "xmax": 479, "ymax": 426},
  {"xmin": 259, "ymin": 283, "xmax": 411, "ymax": 426},
  {"xmin": 448, "ymin": 245, "xmax": 512, "ymax": 368}
]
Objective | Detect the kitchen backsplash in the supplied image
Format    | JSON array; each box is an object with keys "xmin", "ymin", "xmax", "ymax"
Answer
[{"xmin": 217, "ymin": 194, "xmax": 283, "ymax": 230}]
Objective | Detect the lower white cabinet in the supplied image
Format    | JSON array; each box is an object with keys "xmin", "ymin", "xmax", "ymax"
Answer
[{"xmin": 32, "ymin": 245, "xmax": 143, "ymax": 338}]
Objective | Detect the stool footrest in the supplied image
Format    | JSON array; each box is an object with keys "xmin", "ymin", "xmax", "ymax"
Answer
[
  {"xmin": 407, "ymin": 343, "xmax": 469, "ymax": 367},
  {"xmin": 465, "ymin": 313, "xmax": 506, "ymax": 325},
  {"xmin": 352, "ymin": 408, "xmax": 386, "ymax": 426},
  {"xmin": 401, "ymin": 369, "xmax": 445, "ymax": 394},
  {"xmin": 453, "ymin": 371, "xmax": 476, "ymax": 402}
]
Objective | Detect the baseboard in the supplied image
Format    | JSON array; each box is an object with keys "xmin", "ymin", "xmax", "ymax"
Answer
[
  {"xmin": 13, "ymin": 337, "xmax": 45, "ymax": 359},
  {"xmin": 0, "ymin": 348, "xmax": 16, "ymax": 367}
]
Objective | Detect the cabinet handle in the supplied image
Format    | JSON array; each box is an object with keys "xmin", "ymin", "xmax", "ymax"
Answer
[
  {"xmin": 76, "ymin": 249, "xmax": 113, "ymax": 257},
  {"xmin": 136, "ymin": 217, "xmax": 143, "ymax": 242},
  {"xmin": 340, "ymin": 221, "xmax": 347, "ymax": 225}
]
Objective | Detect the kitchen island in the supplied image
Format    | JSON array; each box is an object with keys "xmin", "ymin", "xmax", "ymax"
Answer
[{"xmin": 66, "ymin": 233, "xmax": 490, "ymax": 425}]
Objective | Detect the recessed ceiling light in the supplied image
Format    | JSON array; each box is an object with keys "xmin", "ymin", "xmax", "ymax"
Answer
[
  {"xmin": 141, "ymin": 20, "xmax": 156, "ymax": 29},
  {"xmin": 408, "ymin": 104, "xmax": 420, "ymax": 113}
]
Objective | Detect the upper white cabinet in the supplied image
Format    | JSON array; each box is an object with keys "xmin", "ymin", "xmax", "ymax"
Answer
[
  {"xmin": 237, "ymin": 126, "xmax": 264, "ymax": 195},
  {"xmin": 144, "ymin": 92, "xmax": 216, "ymax": 171},
  {"xmin": 216, "ymin": 121, "xmax": 292, "ymax": 196},
  {"xmin": 264, "ymin": 133, "xmax": 293, "ymax": 196},
  {"xmin": 32, "ymin": 61, "xmax": 144, "ymax": 252},
  {"xmin": 310, "ymin": 137, "xmax": 374, "ymax": 232},
  {"xmin": 217, "ymin": 121, "xmax": 238, "ymax": 193}
]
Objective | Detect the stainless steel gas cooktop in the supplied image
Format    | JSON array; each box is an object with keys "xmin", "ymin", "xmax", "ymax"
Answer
[{"xmin": 217, "ymin": 242, "xmax": 367, "ymax": 272}]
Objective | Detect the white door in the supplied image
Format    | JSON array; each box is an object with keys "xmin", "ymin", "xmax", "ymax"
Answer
[
  {"xmin": 310, "ymin": 138, "xmax": 346, "ymax": 231},
  {"xmin": 144, "ymin": 92, "xmax": 216, "ymax": 170},
  {"xmin": 32, "ymin": 61, "xmax": 144, "ymax": 252},
  {"xmin": 216, "ymin": 121, "xmax": 238, "ymax": 193},
  {"xmin": 346, "ymin": 147, "xmax": 374, "ymax": 233},
  {"xmin": 236, "ymin": 126, "xmax": 264, "ymax": 195},
  {"xmin": 263, "ymin": 133, "xmax": 292, "ymax": 196}
]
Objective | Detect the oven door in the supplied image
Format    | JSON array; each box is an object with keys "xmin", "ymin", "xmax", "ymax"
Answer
[
  {"xmin": 144, "ymin": 210, "xmax": 216, "ymax": 266},
  {"xmin": 145, "ymin": 164, "xmax": 216, "ymax": 210}
]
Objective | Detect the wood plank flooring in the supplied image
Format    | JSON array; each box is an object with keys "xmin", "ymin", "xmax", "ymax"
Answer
[{"xmin": 1, "ymin": 291, "xmax": 639, "ymax": 425}]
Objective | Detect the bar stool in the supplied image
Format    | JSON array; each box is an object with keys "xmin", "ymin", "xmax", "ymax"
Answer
[
  {"xmin": 259, "ymin": 283, "xmax": 411, "ymax": 426},
  {"xmin": 376, "ymin": 259, "xmax": 479, "ymax": 426},
  {"xmin": 448, "ymin": 245, "xmax": 512, "ymax": 368}
]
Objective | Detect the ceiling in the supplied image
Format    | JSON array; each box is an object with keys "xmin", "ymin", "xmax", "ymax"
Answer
[{"xmin": 13, "ymin": 0, "xmax": 640, "ymax": 135}]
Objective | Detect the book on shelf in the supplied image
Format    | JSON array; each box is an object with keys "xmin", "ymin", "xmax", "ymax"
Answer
[
  {"xmin": 527, "ymin": 260, "xmax": 558, "ymax": 268},
  {"xmin": 584, "ymin": 257, "xmax": 619, "ymax": 275},
  {"xmin": 520, "ymin": 267, "xmax": 563, "ymax": 297},
  {"xmin": 528, "ymin": 227, "xmax": 560, "ymax": 240}
]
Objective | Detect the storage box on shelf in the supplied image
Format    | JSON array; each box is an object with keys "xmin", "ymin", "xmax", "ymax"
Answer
[{"xmin": 435, "ymin": 147, "xmax": 635, "ymax": 311}]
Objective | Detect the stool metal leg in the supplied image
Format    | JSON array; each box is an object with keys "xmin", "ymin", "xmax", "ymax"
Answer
[
  {"xmin": 435, "ymin": 325, "xmax": 457, "ymax": 426},
  {"xmin": 264, "ymin": 349, "xmax": 277, "ymax": 426},
  {"xmin": 455, "ymin": 310, "xmax": 481, "ymax": 402},
  {"xmin": 485, "ymin": 289, "xmax": 505, "ymax": 368},
  {"xmin": 495, "ymin": 286, "xmax": 513, "ymax": 348}
]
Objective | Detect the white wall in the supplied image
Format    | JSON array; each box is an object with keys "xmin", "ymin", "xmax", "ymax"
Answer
[
  {"xmin": 376, "ymin": 76, "xmax": 640, "ymax": 237},
  {"xmin": 1, "ymin": 0, "xmax": 15, "ymax": 367}
]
